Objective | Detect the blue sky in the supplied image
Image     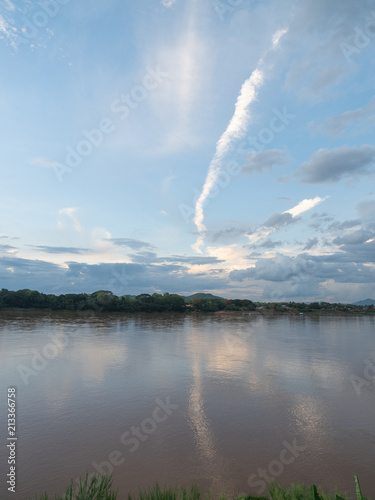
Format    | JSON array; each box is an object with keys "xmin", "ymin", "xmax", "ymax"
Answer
[{"xmin": 0, "ymin": 0, "xmax": 375, "ymax": 302}]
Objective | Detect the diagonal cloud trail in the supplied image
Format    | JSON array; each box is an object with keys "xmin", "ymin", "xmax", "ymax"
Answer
[{"xmin": 192, "ymin": 28, "xmax": 288, "ymax": 254}]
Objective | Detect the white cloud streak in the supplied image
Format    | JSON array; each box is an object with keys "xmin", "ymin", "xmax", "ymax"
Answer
[
  {"xmin": 284, "ymin": 196, "xmax": 328, "ymax": 218},
  {"xmin": 248, "ymin": 196, "xmax": 327, "ymax": 245},
  {"xmin": 192, "ymin": 28, "xmax": 288, "ymax": 253}
]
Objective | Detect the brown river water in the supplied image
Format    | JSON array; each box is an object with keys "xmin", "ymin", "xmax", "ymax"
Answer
[{"xmin": 0, "ymin": 311, "xmax": 374, "ymax": 499}]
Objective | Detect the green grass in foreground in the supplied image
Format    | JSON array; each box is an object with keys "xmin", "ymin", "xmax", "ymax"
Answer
[{"xmin": 30, "ymin": 474, "xmax": 370, "ymax": 500}]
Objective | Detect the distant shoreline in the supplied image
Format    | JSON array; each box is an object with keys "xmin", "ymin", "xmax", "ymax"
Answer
[{"xmin": 1, "ymin": 307, "xmax": 374, "ymax": 317}]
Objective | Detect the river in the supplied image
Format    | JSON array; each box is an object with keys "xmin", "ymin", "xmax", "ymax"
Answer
[{"xmin": 0, "ymin": 311, "xmax": 374, "ymax": 499}]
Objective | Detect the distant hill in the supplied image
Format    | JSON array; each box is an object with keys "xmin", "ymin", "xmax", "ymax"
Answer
[
  {"xmin": 184, "ymin": 293, "xmax": 226, "ymax": 301},
  {"xmin": 352, "ymin": 298, "xmax": 375, "ymax": 306}
]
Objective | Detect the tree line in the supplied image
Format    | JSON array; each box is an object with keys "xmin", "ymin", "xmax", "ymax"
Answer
[{"xmin": 0, "ymin": 288, "xmax": 256, "ymax": 313}]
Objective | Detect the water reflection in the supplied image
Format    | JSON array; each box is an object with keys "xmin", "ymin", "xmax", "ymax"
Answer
[{"xmin": 1, "ymin": 313, "xmax": 375, "ymax": 499}]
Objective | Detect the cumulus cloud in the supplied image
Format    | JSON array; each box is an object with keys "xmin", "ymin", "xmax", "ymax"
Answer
[
  {"xmin": 240, "ymin": 149, "xmax": 289, "ymax": 175},
  {"xmin": 297, "ymin": 145, "xmax": 375, "ymax": 184},
  {"xmin": 333, "ymin": 229, "xmax": 375, "ymax": 246},
  {"xmin": 0, "ymin": 256, "xmax": 228, "ymax": 296},
  {"xmin": 230, "ymin": 250, "xmax": 375, "ymax": 301}
]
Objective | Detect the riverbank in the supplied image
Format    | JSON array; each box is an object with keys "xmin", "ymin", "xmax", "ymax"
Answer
[
  {"xmin": 30, "ymin": 474, "xmax": 369, "ymax": 500},
  {"xmin": 1, "ymin": 307, "xmax": 374, "ymax": 318}
]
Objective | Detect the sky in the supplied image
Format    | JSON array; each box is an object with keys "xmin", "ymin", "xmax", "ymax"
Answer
[{"xmin": 0, "ymin": 0, "xmax": 375, "ymax": 302}]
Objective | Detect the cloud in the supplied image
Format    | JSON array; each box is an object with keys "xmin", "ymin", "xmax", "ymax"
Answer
[
  {"xmin": 248, "ymin": 197, "xmax": 327, "ymax": 244},
  {"xmin": 315, "ymin": 97, "xmax": 375, "ymax": 137},
  {"xmin": 192, "ymin": 27, "xmax": 288, "ymax": 253},
  {"xmin": 263, "ymin": 212, "xmax": 295, "ymax": 229},
  {"xmin": 0, "ymin": 244, "xmax": 16, "ymax": 251},
  {"xmin": 0, "ymin": 13, "xmax": 15, "ymax": 46},
  {"xmin": 106, "ymin": 238, "xmax": 155, "ymax": 250},
  {"xmin": 29, "ymin": 246, "xmax": 90, "ymax": 255},
  {"xmin": 297, "ymin": 145, "xmax": 375, "ymax": 184},
  {"xmin": 210, "ymin": 226, "xmax": 250, "ymax": 243},
  {"xmin": 230, "ymin": 248, "xmax": 375, "ymax": 301},
  {"xmin": 128, "ymin": 251, "xmax": 224, "ymax": 266},
  {"xmin": 272, "ymin": 28, "xmax": 288, "ymax": 49},
  {"xmin": 327, "ymin": 219, "xmax": 361, "ymax": 231},
  {"xmin": 303, "ymin": 237, "xmax": 319, "ymax": 250},
  {"xmin": 333, "ymin": 229, "xmax": 375, "ymax": 246},
  {"xmin": 254, "ymin": 240, "xmax": 283, "ymax": 249},
  {"xmin": 0, "ymin": 256, "xmax": 228, "ymax": 296},
  {"xmin": 240, "ymin": 149, "xmax": 289, "ymax": 175},
  {"xmin": 58, "ymin": 208, "xmax": 83, "ymax": 233},
  {"xmin": 31, "ymin": 157, "xmax": 56, "ymax": 169},
  {"xmin": 284, "ymin": 196, "xmax": 327, "ymax": 217},
  {"xmin": 356, "ymin": 200, "xmax": 375, "ymax": 219},
  {"xmin": 192, "ymin": 67, "xmax": 264, "ymax": 252},
  {"xmin": 283, "ymin": 0, "xmax": 371, "ymax": 102},
  {"xmin": 161, "ymin": 0, "xmax": 176, "ymax": 6}
]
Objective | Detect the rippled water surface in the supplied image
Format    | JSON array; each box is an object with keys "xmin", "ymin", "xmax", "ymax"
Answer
[{"xmin": 1, "ymin": 312, "xmax": 374, "ymax": 499}]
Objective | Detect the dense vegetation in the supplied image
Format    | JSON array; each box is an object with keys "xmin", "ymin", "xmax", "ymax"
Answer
[
  {"xmin": 0, "ymin": 288, "xmax": 374, "ymax": 314},
  {"xmin": 0, "ymin": 288, "xmax": 256, "ymax": 313},
  {"xmin": 30, "ymin": 473, "xmax": 370, "ymax": 500}
]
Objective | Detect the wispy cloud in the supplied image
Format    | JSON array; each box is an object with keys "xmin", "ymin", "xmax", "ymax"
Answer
[
  {"xmin": 284, "ymin": 196, "xmax": 328, "ymax": 217},
  {"xmin": 58, "ymin": 208, "xmax": 82, "ymax": 234},
  {"xmin": 31, "ymin": 157, "xmax": 55, "ymax": 169},
  {"xmin": 192, "ymin": 27, "xmax": 288, "ymax": 253},
  {"xmin": 29, "ymin": 245, "xmax": 90, "ymax": 255},
  {"xmin": 248, "ymin": 197, "xmax": 327, "ymax": 245},
  {"xmin": 162, "ymin": 0, "xmax": 176, "ymax": 7}
]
